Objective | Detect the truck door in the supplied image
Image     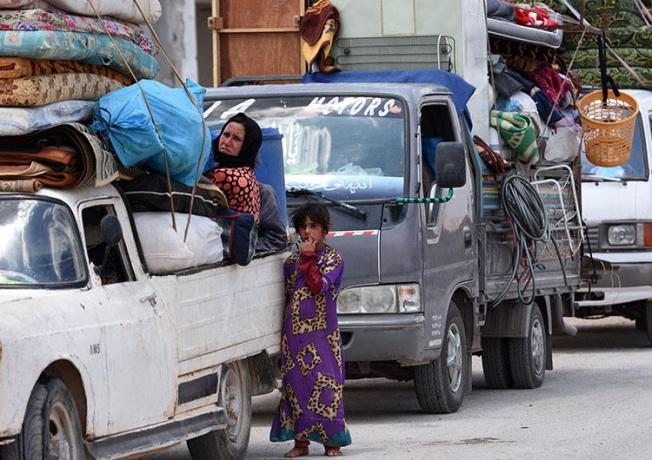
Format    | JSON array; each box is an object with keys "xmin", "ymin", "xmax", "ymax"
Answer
[
  {"xmin": 419, "ymin": 102, "xmax": 478, "ymax": 345},
  {"xmin": 79, "ymin": 201, "xmax": 176, "ymax": 435}
]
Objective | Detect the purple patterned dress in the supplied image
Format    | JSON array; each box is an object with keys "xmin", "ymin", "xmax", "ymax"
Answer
[{"xmin": 270, "ymin": 245, "xmax": 352, "ymax": 447}]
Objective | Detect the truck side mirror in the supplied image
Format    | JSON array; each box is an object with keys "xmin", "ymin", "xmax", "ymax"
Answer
[
  {"xmin": 436, "ymin": 142, "xmax": 467, "ymax": 189},
  {"xmin": 100, "ymin": 215, "xmax": 123, "ymax": 248}
]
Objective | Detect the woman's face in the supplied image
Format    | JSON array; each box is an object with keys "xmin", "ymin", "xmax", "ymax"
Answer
[
  {"xmin": 218, "ymin": 122, "xmax": 245, "ymax": 157},
  {"xmin": 298, "ymin": 216, "xmax": 327, "ymax": 244}
]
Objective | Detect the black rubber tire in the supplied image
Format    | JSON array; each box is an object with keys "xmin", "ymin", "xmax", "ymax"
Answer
[
  {"xmin": 414, "ymin": 301, "xmax": 467, "ymax": 414},
  {"xmin": 481, "ymin": 337, "xmax": 513, "ymax": 389},
  {"xmin": 645, "ymin": 302, "xmax": 652, "ymax": 345},
  {"xmin": 187, "ymin": 361, "xmax": 252, "ymax": 460},
  {"xmin": 635, "ymin": 318, "xmax": 645, "ymax": 331},
  {"xmin": 1, "ymin": 379, "xmax": 85, "ymax": 460},
  {"xmin": 508, "ymin": 304, "xmax": 546, "ymax": 389}
]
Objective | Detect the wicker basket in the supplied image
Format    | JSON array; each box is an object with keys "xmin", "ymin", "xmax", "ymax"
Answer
[{"xmin": 578, "ymin": 90, "xmax": 639, "ymax": 167}]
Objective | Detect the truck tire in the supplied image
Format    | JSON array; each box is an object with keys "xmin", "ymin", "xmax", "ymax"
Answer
[
  {"xmin": 187, "ymin": 360, "xmax": 252, "ymax": 460},
  {"xmin": 1, "ymin": 379, "xmax": 86, "ymax": 460},
  {"xmin": 508, "ymin": 304, "xmax": 546, "ymax": 389},
  {"xmin": 481, "ymin": 337, "xmax": 513, "ymax": 389},
  {"xmin": 414, "ymin": 301, "xmax": 467, "ymax": 414},
  {"xmin": 645, "ymin": 302, "xmax": 652, "ymax": 345}
]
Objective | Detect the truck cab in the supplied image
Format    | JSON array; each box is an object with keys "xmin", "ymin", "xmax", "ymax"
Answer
[
  {"xmin": 204, "ymin": 78, "xmax": 580, "ymax": 414},
  {"xmin": 0, "ymin": 185, "xmax": 286, "ymax": 458}
]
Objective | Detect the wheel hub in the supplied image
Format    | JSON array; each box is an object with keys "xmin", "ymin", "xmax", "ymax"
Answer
[
  {"xmin": 222, "ymin": 366, "xmax": 244, "ymax": 442},
  {"xmin": 447, "ymin": 323, "xmax": 463, "ymax": 392},
  {"xmin": 531, "ymin": 318, "xmax": 545, "ymax": 374}
]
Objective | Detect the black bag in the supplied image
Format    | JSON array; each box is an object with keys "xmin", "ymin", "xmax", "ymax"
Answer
[{"xmin": 118, "ymin": 173, "xmax": 225, "ymax": 218}]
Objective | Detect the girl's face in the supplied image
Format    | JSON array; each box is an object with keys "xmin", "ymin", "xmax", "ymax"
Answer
[{"xmin": 298, "ymin": 216, "xmax": 327, "ymax": 244}]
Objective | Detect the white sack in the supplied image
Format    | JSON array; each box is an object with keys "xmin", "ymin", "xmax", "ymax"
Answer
[{"xmin": 134, "ymin": 212, "xmax": 223, "ymax": 274}]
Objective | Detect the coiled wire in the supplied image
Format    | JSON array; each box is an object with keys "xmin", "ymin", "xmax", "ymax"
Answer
[{"xmin": 489, "ymin": 174, "xmax": 550, "ymax": 308}]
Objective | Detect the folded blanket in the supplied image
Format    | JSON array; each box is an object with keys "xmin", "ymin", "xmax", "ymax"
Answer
[
  {"xmin": 0, "ymin": 9, "xmax": 155, "ymax": 54},
  {"xmin": 300, "ymin": 0, "xmax": 340, "ymax": 73},
  {"xmin": 0, "ymin": 73, "xmax": 124, "ymax": 107},
  {"xmin": 0, "ymin": 0, "xmax": 162, "ymax": 24},
  {"xmin": 0, "ymin": 100, "xmax": 94, "ymax": 136},
  {"xmin": 0, "ymin": 57, "xmax": 133, "ymax": 84},
  {"xmin": 0, "ymin": 30, "xmax": 160, "ymax": 79},
  {"xmin": 0, "ymin": 122, "xmax": 118, "ymax": 187},
  {"xmin": 490, "ymin": 110, "xmax": 540, "ymax": 165},
  {"xmin": 0, "ymin": 178, "xmax": 42, "ymax": 192}
]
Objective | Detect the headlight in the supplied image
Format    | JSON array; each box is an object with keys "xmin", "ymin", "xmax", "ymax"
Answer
[
  {"xmin": 608, "ymin": 225, "xmax": 636, "ymax": 246},
  {"xmin": 337, "ymin": 284, "xmax": 421, "ymax": 314}
]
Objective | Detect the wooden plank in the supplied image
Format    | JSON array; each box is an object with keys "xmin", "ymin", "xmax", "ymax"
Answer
[
  {"xmin": 221, "ymin": 0, "xmax": 300, "ymax": 28},
  {"xmin": 220, "ymin": 33, "xmax": 302, "ymax": 82},
  {"xmin": 212, "ymin": 0, "xmax": 221, "ymax": 87},
  {"xmin": 219, "ymin": 27, "xmax": 299, "ymax": 34}
]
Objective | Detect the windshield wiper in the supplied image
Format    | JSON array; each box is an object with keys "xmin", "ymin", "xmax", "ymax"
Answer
[
  {"xmin": 581, "ymin": 174, "xmax": 625, "ymax": 183},
  {"xmin": 286, "ymin": 188, "xmax": 367, "ymax": 220}
]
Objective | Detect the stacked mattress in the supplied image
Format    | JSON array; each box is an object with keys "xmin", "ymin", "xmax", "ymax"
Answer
[
  {"xmin": 0, "ymin": 0, "xmax": 162, "ymax": 190},
  {"xmin": 538, "ymin": 0, "xmax": 652, "ymax": 89}
]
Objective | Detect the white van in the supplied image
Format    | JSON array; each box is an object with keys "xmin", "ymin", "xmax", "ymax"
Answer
[{"xmin": 576, "ymin": 90, "xmax": 652, "ymax": 344}]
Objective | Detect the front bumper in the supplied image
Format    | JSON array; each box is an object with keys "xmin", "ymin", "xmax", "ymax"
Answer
[
  {"xmin": 577, "ymin": 260, "xmax": 652, "ymax": 308},
  {"xmin": 338, "ymin": 314, "xmax": 436, "ymax": 364}
]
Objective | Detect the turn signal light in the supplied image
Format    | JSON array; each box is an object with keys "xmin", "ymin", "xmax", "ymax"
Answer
[{"xmin": 644, "ymin": 223, "xmax": 652, "ymax": 247}]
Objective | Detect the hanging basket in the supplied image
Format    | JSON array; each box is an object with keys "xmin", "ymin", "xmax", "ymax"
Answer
[{"xmin": 578, "ymin": 90, "xmax": 639, "ymax": 167}]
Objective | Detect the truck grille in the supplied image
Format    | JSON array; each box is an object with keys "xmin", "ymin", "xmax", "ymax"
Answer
[{"xmin": 585, "ymin": 226, "xmax": 599, "ymax": 251}]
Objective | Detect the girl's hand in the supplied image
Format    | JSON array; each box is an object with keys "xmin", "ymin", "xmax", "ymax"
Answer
[{"xmin": 300, "ymin": 236, "xmax": 317, "ymax": 253}]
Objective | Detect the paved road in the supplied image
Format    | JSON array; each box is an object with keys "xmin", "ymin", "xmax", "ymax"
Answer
[{"xmin": 150, "ymin": 318, "xmax": 652, "ymax": 459}]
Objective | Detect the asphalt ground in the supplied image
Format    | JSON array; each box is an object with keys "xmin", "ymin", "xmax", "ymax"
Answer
[{"xmin": 150, "ymin": 317, "xmax": 652, "ymax": 459}]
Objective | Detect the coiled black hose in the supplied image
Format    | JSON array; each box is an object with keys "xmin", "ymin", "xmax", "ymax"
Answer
[{"xmin": 489, "ymin": 174, "xmax": 551, "ymax": 308}]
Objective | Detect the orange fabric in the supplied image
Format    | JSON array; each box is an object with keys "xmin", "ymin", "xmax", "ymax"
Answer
[{"xmin": 206, "ymin": 167, "xmax": 261, "ymax": 223}]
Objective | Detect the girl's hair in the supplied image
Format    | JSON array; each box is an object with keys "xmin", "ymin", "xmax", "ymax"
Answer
[{"xmin": 292, "ymin": 202, "xmax": 331, "ymax": 233}]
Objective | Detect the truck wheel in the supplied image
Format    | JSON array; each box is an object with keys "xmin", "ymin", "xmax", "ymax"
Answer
[
  {"xmin": 414, "ymin": 301, "xmax": 467, "ymax": 413},
  {"xmin": 187, "ymin": 360, "xmax": 252, "ymax": 460},
  {"xmin": 645, "ymin": 302, "xmax": 652, "ymax": 345},
  {"xmin": 509, "ymin": 304, "xmax": 546, "ymax": 389},
  {"xmin": 481, "ymin": 337, "xmax": 513, "ymax": 389},
  {"xmin": 1, "ymin": 379, "xmax": 85, "ymax": 460}
]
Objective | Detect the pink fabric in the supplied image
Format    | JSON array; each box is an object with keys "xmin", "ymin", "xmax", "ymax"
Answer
[{"xmin": 524, "ymin": 66, "xmax": 574, "ymax": 109}]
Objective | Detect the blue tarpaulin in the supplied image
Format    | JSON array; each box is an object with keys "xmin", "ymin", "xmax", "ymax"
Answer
[{"xmin": 302, "ymin": 69, "xmax": 476, "ymax": 115}]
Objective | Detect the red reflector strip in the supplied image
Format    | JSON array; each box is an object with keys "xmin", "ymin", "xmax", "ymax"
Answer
[{"xmin": 328, "ymin": 230, "xmax": 379, "ymax": 237}]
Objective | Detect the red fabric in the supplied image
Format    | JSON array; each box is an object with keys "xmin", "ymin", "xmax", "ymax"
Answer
[
  {"xmin": 206, "ymin": 166, "xmax": 261, "ymax": 223},
  {"xmin": 299, "ymin": 251, "xmax": 324, "ymax": 294},
  {"xmin": 524, "ymin": 66, "xmax": 574, "ymax": 109},
  {"xmin": 300, "ymin": 0, "xmax": 339, "ymax": 45},
  {"xmin": 514, "ymin": 7, "xmax": 559, "ymax": 28}
]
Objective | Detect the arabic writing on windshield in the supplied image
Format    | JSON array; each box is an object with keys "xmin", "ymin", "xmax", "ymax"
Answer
[{"xmin": 205, "ymin": 96, "xmax": 406, "ymax": 200}]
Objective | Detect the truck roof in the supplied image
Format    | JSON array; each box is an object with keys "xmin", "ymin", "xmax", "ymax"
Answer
[
  {"xmin": 1, "ymin": 184, "xmax": 121, "ymax": 209},
  {"xmin": 204, "ymin": 82, "xmax": 453, "ymax": 101}
]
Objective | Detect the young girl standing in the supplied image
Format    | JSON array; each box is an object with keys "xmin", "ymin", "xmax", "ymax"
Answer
[{"xmin": 270, "ymin": 203, "xmax": 351, "ymax": 457}]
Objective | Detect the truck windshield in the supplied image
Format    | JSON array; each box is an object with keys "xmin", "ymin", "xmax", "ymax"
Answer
[
  {"xmin": 581, "ymin": 114, "xmax": 649, "ymax": 181},
  {"xmin": 204, "ymin": 95, "xmax": 406, "ymax": 200},
  {"xmin": 0, "ymin": 198, "xmax": 86, "ymax": 288}
]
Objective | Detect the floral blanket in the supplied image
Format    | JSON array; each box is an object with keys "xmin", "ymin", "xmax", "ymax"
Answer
[
  {"xmin": 0, "ymin": 57, "xmax": 133, "ymax": 84},
  {"xmin": 0, "ymin": 0, "xmax": 161, "ymax": 24},
  {"xmin": 0, "ymin": 9, "xmax": 155, "ymax": 54},
  {"xmin": 0, "ymin": 30, "xmax": 159, "ymax": 79},
  {"xmin": 0, "ymin": 72, "xmax": 124, "ymax": 106}
]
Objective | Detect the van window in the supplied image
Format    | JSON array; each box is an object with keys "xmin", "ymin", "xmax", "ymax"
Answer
[
  {"xmin": 82, "ymin": 206, "xmax": 132, "ymax": 285},
  {"xmin": 420, "ymin": 104, "xmax": 455, "ymax": 224},
  {"xmin": 581, "ymin": 114, "xmax": 649, "ymax": 180},
  {"xmin": 0, "ymin": 198, "xmax": 86, "ymax": 288}
]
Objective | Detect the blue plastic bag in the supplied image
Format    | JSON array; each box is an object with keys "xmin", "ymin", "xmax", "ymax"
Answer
[{"xmin": 91, "ymin": 80, "xmax": 211, "ymax": 186}]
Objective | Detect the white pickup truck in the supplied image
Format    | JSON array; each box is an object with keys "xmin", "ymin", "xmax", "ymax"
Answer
[{"xmin": 0, "ymin": 185, "xmax": 286, "ymax": 459}]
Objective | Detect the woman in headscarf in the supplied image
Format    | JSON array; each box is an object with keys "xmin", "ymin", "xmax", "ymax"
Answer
[{"xmin": 205, "ymin": 112, "xmax": 262, "ymax": 223}]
